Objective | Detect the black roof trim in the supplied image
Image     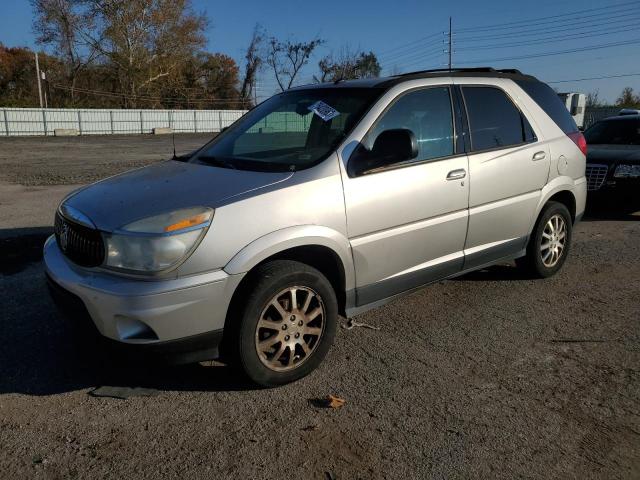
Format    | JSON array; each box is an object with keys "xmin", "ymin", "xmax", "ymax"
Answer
[
  {"xmin": 377, "ymin": 67, "xmax": 539, "ymax": 88},
  {"xmin": 290, "ymin": 67, "xmax": 540, "ymax": 91},
  {"xmin": 396, "ymin": 67, "xmax": 523, "ymax": 76}
]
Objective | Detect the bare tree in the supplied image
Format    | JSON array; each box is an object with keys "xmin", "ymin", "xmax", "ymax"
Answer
[
  {"xmin": 81, "ymin": 0, "xmax": 207, "ymax": 107},
  {"xmin": 315, "ymin": 47, "xmax": 381, "ymax": 83},
  {"xmin": 31, "ymin": 0, "xmax": 96, "ymax": 103},
  {"xmin": 240, "ymin": 24, "xmax": 264, "ymax": 106},
  {"xmin": 266, "ymin": 36, "xmax": 324, "ymax": 91},
  {"xmin": 585, "ymin": 90, "xmax": 602, "ymax": 108}
]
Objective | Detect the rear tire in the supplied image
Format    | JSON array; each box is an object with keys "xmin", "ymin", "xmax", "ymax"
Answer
[
  {"xmin": 517, "ymin": 201, "xmax": 572, "ymax": 278},
  {"xmin": 227, "ymin": 260, "xmax": 338, "ymax": 387}
]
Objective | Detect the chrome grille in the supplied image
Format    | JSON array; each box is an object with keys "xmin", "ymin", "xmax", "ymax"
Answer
[
  {"xmin": 585, "ymin": 164, "xmax": 608, "ymax": 191},
  {"xmin": 54, "ymin": 211, "xmax": 105, "ymax": 267}
]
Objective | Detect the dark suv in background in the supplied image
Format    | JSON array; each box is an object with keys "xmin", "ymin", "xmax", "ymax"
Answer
[{"xmin": 584, "ymin": 113, "xmax": 640, "ymax": 210}]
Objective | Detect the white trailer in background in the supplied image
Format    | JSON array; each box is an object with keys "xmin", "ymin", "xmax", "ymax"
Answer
[{"xmin": 558, "ymin": 92, "xmax": 586, "ymax": 130}]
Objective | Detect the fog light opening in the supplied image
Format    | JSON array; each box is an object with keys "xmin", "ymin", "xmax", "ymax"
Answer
[{"xmin": 115, "ymin": 316, "xmax": 159, "ymax": 341}]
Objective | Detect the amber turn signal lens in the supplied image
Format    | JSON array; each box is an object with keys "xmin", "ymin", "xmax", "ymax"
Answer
[{"xmin": 164, "ymin": 213, "xmax": 210, "ymax": 232}]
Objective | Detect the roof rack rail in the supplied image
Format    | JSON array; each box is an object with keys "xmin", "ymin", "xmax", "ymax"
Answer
[{"xmin": 397, "ymin": 67, "xmax": 524, "ymax": 76}]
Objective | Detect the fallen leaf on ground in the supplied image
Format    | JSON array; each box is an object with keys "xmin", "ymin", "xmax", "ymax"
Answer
[{"xmin": 326, "ymin": 394, "xmax": 346, "ymax": 409}]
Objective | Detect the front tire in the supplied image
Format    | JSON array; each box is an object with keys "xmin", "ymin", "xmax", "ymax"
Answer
[
  {"xmin": 517, "ymin": 201, "xmax": 572, "ymax": 278},
  {"xmin": 230, "ymin": 260, "xmax": 338, "ymax": 387}
]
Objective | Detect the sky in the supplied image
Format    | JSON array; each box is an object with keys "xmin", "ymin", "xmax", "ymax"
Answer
[{"xmin": 1, "ymin": 0, "xmax": 639, "ymax": 103}]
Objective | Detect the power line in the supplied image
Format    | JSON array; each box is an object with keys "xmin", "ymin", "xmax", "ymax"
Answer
[
  {"xmin": 456, "ymin": 23, "xmax": 640, "ymax": 52},
  {"xmin": 375, "ymin": 2, "xmax": 638, "ymax": 72},
  {"xmin": 377, "ymin": 36, "xmax": 445, "ymax": 63},
  {"xmin": 384, "ymin": 55, "xmax": 445, "ymax": 75},
  {"xmin": 455, "ymin": 0, "xmax": 639, "ymax": 32},
  {"xmin": 386, "ymin": 52, "xmax": 444, "ymax": 71},
  {"xmin": 455, "ymin": 11, "xmax": 640, "ymax": 43},
  {"xmin": 456, "ymin": 37, "xmax": 640, "ymax": 65},
  {"xmin": 383, "ymin": 47, "xmax": 445, "ymax": 68},
  {"xmin": 377, "ymin": 32, "xmax": 443, "ymax": 58},
  {"xmin": 547, "ymin": 72, "xmax": 640, "ymax": 84}
]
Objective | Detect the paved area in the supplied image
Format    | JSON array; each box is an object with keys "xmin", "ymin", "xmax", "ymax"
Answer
[
  {"xmin": 0, "ymin": 135, "xmax": 638, "ymax": 479},
  {"xmin": 0, "ymin": 133, "xmax": 212, "ymax": 186}
]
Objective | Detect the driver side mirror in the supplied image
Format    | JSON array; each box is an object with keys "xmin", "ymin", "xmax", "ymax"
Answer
[{"xmin": 348, "ymin": 128, "xmax": 419, "ymax": 177}]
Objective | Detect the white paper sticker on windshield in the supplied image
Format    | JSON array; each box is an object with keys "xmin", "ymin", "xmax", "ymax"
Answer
[{"xmin": 308, "ymin": 101, "xmax": 340, "ymax": 121}]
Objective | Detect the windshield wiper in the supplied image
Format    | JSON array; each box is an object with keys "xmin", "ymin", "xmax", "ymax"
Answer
[{"xmin": 198, "ymin": 155, "xmax": 237, "ymax": 170}]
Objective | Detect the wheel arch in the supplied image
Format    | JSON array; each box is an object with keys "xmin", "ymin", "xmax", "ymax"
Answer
[
  {"xmin": 535, "ymin": 180, "xmax": 577, "ymax": 226},
  {"xmin": 547, "ymin": 190, "xmax": 576, "ymax": 223},
  {"xmin": 223, "ymin": 225, "xmax": 355, "ymax": 315}
]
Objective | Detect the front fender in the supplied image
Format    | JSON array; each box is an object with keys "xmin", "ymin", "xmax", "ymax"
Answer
[{"xmin": 223, "ymin": 225, "xmax": 356, "ymax": 292}]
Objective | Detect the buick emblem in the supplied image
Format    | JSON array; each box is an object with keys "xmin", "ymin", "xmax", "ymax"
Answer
[{"xmin": 59, "ymin": 223, "xmax": 69, "ymax": 251}]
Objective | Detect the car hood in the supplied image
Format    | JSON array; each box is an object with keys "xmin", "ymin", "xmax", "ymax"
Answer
[
  {"xmin": 587, "ymin": 144, "xmax": 640, "ymax": 165},
  {"xmin": 63, "ymin": 160, "xmax": 293, "ymax": 231}
]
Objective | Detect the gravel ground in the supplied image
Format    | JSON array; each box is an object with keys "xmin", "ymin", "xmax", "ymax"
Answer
[
  {"xmin": 0, "ymin": 135, "xmax": 639, "ymax": 479},
  {"xmin": 0, "ymin": 134, "xmax": 212, "ymax": 186}
]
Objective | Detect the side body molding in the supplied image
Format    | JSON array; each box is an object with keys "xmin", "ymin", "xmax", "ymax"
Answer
[{"xmin": 223, "ymin": 225, "xmax": 356, "ymax": 292}]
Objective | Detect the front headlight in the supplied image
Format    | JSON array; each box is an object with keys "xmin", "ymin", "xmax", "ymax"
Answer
[
  {"xmin": 614, "ymin": 164, "xmax": 640, "ymax": 178},
  {"xmin": 104, "ymin": 207, "xmax": 213, "ymax": 273}
]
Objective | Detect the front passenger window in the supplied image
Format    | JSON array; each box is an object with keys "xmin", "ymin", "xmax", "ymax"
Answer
[{"xmin": 366, "ymin": 87, "xmax": 455, "ymax": 163}]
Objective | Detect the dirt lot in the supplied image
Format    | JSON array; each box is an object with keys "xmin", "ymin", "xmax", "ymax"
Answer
[{"xmin": 0, "ymin": 135, "xmax": 639, "ymax": 479}]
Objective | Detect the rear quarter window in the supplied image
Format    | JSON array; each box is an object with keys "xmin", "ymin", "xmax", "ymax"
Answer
[
  {"xmin": 462, "ymin": 86, "xmax": 535, "ymax": 151},
  {"xmin": 515, "ymin": 80, "xmax": 578, "ymax": 134}
]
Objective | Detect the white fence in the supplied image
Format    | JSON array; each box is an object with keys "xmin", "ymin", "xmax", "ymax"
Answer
[{"xmin": 0, "ymin": 108, "xmax": 248, "ymax": 136}]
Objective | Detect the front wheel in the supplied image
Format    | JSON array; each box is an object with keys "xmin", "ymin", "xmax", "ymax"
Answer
[
  {"xmin": 517, "ymin": 201, "xmax": 573, "ymax": 278},
  {"xmin": 230, "ymin": 260, "xmax": 338, "ymax": 387}
]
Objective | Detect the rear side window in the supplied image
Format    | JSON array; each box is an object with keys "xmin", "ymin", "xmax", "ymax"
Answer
[
  {"xmin": 462, "ymin": 86, "xmax": 535, "ymax": 151},
  {"xmin": 515, "ymin": 80, "xmax": 578, "ymax": 134}
]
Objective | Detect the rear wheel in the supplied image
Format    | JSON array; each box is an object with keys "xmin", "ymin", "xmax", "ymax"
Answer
[
  {"xmin": 517, "ymin": 201, "xmax": 572, "ymax": 278},
  {"xmin": 229, "ymin": 260, "xmax": 338, "ymax": 387}
]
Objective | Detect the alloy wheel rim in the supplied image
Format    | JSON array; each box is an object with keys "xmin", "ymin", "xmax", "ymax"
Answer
[
  {"xmin": 255, "ymin": 286, "xmax": 325, "ymax": 372},
  {"xmin": 540, "ymin": 214, "xmax": 566, "ymax": 268}
]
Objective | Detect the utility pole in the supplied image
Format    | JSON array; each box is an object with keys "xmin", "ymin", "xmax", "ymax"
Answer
[
  {"xmin": 448, "ymin": 17, "xmax": 453, "ymax": 71},
  {"xmin": 41, "ymin": 71, "xmax": 48, "ymax": 108},
  {"xmin": 35, "ymin": 52, "xmax": 44, "ymax": 108}
]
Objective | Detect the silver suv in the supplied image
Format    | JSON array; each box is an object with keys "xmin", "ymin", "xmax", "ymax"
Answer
[{"xmin": 45, "ymin": 68, "xmax": 587, "ymax": 386}]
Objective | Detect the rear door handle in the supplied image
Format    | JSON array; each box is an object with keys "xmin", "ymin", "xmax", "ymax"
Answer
[
  {"xmin": 532, "ymin": 151, "xmax": 546, "ymax": 161},
  {"xmin": 446, "ymin": 169, "xmax": 466, "ymax": 180}
]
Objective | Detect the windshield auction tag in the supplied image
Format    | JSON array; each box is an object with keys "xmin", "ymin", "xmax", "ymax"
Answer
[{"xmin": 308, "ymin": 101, "xmax": 340, "ymax": 122}]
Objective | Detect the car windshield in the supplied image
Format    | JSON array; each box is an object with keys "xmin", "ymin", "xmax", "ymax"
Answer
[
  {"xmin": 192, "ymin": 87, "xmax": 384, "ymax": 172},
  {"xmin": 584, "ymin": 118, "xmax": 640, "ymax": 145}
]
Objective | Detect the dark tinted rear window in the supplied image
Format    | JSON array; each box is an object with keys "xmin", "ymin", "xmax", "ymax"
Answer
[
  {"xmin": 462, "ymin": 86, "xmax": 534, "ymax": 151},
  {"xmin": 515, "ymin": 80, "xmax": 578, "ymax": 134},
  {"xmin": 584, "ymin": 118, "xmax": 640, "ymax": 145}
]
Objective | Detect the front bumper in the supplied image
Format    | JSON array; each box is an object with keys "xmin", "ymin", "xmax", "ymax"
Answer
[
  {"xmin": 43, "ymin": 235, "xmax": 244, "ymax": 360},
  {"xmin": 590, "ymin": 178, "xmax": 639, "ymax": 195}
]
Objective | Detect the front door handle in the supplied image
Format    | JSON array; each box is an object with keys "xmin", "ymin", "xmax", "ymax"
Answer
[
  {"xmin": 532, "ymin": 151, "xmax": 546, "ymax": 161},
  {"xmin": 447, "ymin": 169, "xmax": 466, "ymax": 180}
]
